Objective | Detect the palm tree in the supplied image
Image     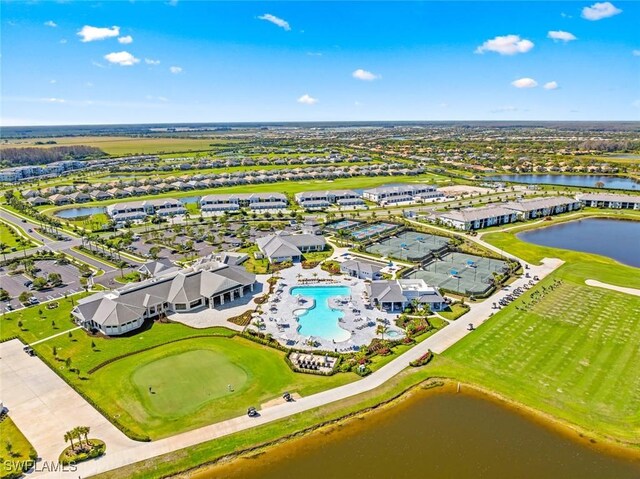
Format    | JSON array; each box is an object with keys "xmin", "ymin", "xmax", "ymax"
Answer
[
  {"xmin": 64, "ymin": 431, "xmax": 75, "ymax": 451},
  {"xmin": 0, "ymin": 242, "xmax": 7, "ymax": 262},
  {"xmin": 376, "ymin": 323, "xmax": 389, "ymax": 341},
  {"xmin": 80, "ymin": 426, "xmax": 91, "ymax": 446}
]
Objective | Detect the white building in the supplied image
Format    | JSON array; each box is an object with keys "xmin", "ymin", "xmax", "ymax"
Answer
[
  {"xmin": 438, "ymin": 205, "xmax": 518, "ymax": 231},
  {"xmin": 295, "ymin": 190, "xmax": 365, "ymax": 210},
  {"xmin": 367, "ymin": 279, "xmax": 446, "ymax": 312},
  {"xmin": 256, "ymin": 231, "xmax": 326, "ymax": 263},
  {"xmin": 106, "ymin": 198, "xmax": 186, "ymax": 224},
  {"xmin": 576, "ymin": 193, "xmax": 640, "ymax": 210},
  {"xmin": 362, "ymin": 184, "xmax": 443, "ymax": 205}
]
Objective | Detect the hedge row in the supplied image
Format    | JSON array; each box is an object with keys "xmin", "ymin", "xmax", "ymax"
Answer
[{"xmin": 410, "ymin": 350, "xmax": 433, "ymax": 367}]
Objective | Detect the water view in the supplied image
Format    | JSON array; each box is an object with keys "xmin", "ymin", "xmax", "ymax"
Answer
[
  {"xmin": 197, "ymin": 390, "xmax": 640, "ymax": 479},
  {"xmin": 518, "ymin": 218, "xmax": 640, "ymax": 267},
  {"xmin": 487, "ymin": 174, "xmax": 639, "ymax": 190},
  {"xmin": 290, "ymin": 285, "xmax": 351, "ymax": 342},
  {"xmin": 55, "ymin": 206, "xmax": 106, "ymax": 219}
]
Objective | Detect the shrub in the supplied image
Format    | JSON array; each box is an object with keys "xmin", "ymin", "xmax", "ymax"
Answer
[
  {"xmin": 410, "ymin": 350, "xmax": 433, "ymax": 367},
  {"xmin": 59, "ymin": 439, "xmax": 106, "ymax": 465}
]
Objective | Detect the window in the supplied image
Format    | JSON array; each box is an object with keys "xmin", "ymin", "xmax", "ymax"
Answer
[{"xmin": 175, "ymin": 303, "xmax": 186, "ymax": 311}]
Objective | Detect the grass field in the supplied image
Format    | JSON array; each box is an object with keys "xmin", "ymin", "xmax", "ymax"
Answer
[
  {"xmin": 0, "ymin": 136, "xmax": 225, "ymax": 156},
  {"xmin": 430, "ymin": 262, "xmax": 640, "ymax": 444},
  {"xmin": 0, "ymin": 220, "xmax": 34, "ymax": 252},
  {"xmin": 0, "ymin": 416, "xmax": 37, "ymax": 479},
  {"xmin": 90, "ymin": 336, "xmax": 356, "ymax": 439}
]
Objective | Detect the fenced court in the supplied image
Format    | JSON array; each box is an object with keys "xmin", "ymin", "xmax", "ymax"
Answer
[
  {"xmin": 405, "ymin": 252, "xmax": 509, "ymax": 295},
  {"xmin": 351, "ymin": 222, "xmax": 398, "ymax": 241},
  {"xmin": 325, "ymin": 219, "xmax": 362, "ymax": 233},
  {"xmin": 366, "ymin": 230, "xmax": 450, "ymax": 262}
]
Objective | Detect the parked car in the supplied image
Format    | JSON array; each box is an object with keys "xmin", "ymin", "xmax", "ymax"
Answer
[
  {"xmin": 23, "ymin": 280, "xmax": 33, "ymax": 287},
  {"xmin": 247, "ymin": 407, "xmax": 258, "ymax": 417},
  {"xmin": 28, "ymin": 297, "xmax": 39, "ymax": 305}
]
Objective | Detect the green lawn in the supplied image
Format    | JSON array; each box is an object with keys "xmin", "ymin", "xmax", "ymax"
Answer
[
  {"xmin": 88, "ymin": 336, "xmax": 356, "ymax": 439},
  {"xmin": 0, "ymin": 220, "xmax": 34, "ymax": 252},
  {"xmin": 428, "ymin": 216, "xmax": 640, "ymax": 445},
  {"xmin": 0, "ymin": 416, "xmax": 37, "ymax": 479},
  {"xmin": 438, "ymin": 303, "xmax": 470, "ymax": 321}
]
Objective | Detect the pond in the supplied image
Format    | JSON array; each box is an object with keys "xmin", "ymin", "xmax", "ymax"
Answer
[
  {"xmin": 486, "ymin": 174, "xmax": 639, "ymax": 191},
  {"xmin": 180, "ymin": 196, "xmax": 201, "ymax": 205},
  {"xmin": 194, "ymin": 390, "xmax": 640, "ymax": 479},
  {"xmin": 55, "ymin": 206, "xmax": 106, "ymax": 219},
  {"xmin": 518, "ymin": 218, "xmax": 640, "ymax": 268}
]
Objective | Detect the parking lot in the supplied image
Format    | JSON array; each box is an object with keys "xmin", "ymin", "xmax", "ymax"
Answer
[{"xmin": 0, "ymin": 260, "xmax": 84, "ymax": 311}]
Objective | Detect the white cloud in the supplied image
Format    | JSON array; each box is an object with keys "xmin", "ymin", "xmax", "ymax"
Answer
[
  {"xmin": 297, "ymin": 94, "xmax": 318, "ymax": 105},
  {"xmin": 633, "ymin": 50, "xmax": 640, "ymax": 57},
  {"xmin": 475, "ymin": 35, "xmax": 534, "ymax": 55},
  {"xmin": 491, "ymin": 106, "xmax": 519, "ymax": 113},
  {"xmin": 104, "ymin": 51, "xmax": 140, "ymax": 66},
  {"xmin": 632, "ymin": 100, "xmax": 640, "ymax": 109},
  {"xmin": 352, "ymin": 69, "xmax": 380, "ymax": 81},
  {"xmin": 44, "ymin": 20, "xmax": 57, "ymax": 28},
  {"xmin": 49, "ymin": 79, "xmax": 57, "ymax": 84},
  {"xmin": 560, "ymin": 12, "xmax": 573, "ymax": 18},
  {"xmin": 60, "ymin": 39, "xmax": 68, "ymax": 44},
  {"xmin": 581, "ymin": 2, "xmax": 622, "ymax": 20},
  {"xmin": 258, "ymin": 14, "xmax": 290, "ymax": 31},
  {"xmin": 166, "ymin": 0, "xmax": 178, "ymax": 6},
  {"xmin": 92, "ymin": 60, "xmax": 106, "ymax": 68},
  {"xmin": 548, "ymin": 30, "xmax": 577, "ymax": 42},
  {"xmin": 512, "ymin": 77, "xmax": 538, "ymax": 88},
  {"xmin": 46, "ymin": 97, "xmax": 66, "ymax": 103},
  {"xmin": 145, "ymin": 58, "xmax": 161, "ymax": 65},
  {"xmin": 169, "ymin": 66, "xmax": 183, "ymax": 74},
  {"xmin": 77, "ymin": 25, "xmax": 120, "ymax": 42},
  {"xmin": 118, "ymin": 35, "xmax": 133, "ymax": 44},
  {"xmin": 544, "ymin": 81, "xmax": 559, "ymax": 90},
  {"xmin": 307, "ymin": 52, "xmax": 323, "ymax": 57}
]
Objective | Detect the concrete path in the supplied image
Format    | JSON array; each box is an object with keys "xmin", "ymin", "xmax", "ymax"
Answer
[
  {"xmin": 0, "ymin": 255, "xmax": 563, "ymax": 479},
  {"xmin": 29, "ymin": 326, "xmax": 82, "ymax": 346},
  {"xmin": 585, "ymin": 279, "xmax": 640, "ymax": 297}
]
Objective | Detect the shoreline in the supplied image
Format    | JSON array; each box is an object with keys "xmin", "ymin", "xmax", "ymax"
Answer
[{"xmin": 174, "ymin": 377, "xmax": 640, "ymax": 478}]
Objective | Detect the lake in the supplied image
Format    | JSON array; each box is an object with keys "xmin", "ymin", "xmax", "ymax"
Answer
[
  {"xmin": 518, "ymin": 218, "xmax": 640, "ymax": 267},
  {"xmin": 487, "ymin": 174, "xmax": 639, "ymax": 191},
  {"xmin": 194, "ymin": 389, "xmax": 640, "ymax": 479},
  {"xmin": 55, "ymin": 206, "xmax": 106, "ymax": 219}
]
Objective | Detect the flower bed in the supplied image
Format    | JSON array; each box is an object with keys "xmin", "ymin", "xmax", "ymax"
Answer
[
  {"xmin": 409, "ymin": 350, "xmax": 433, "ymax": 367},
  {"xmin": 58, "ymin": 439, "xmax": 105, "ymax": 465}
]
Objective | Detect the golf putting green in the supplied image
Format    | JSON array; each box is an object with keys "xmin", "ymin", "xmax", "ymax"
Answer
[{"xmin": 131, "ymin": 349, "xmax": 248, "ymax": 417}]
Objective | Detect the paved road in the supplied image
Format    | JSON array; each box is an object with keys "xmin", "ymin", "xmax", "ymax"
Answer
[
  {"xmin": 0, "ymin": 256, "xmax": 562, "ymax": 478},
  {"xmin": 585, "ymin": 279, "xmax": 640, "ymax": 297}
]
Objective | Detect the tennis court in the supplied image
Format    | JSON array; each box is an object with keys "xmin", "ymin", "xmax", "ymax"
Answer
[
  {"xmin": 366, "ymin": 230, "xmax": 450, "ymax": 262},
  {"xmin": 325, "ymin": 219, "xmax": 362, "ymax": 232},
  {"xmin": 351, "ymin": 222, "xmax": 399, "ymax": 241},
  {"xmin": 405, "ymin": 252, "xmax": 510, "ymax": 295}
]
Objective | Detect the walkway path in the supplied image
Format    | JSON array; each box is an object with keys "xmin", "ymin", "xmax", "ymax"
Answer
[
  {"xmin": 585, "ymin": 279, "xmax": 640, "ymax": 297},
  {"xmin": 28, "ymin": 326, "xmax": 82, "ymax": 346},
  {"xmin": 0, "ymin": 255, "xmax": 563, "ymax": 478}
]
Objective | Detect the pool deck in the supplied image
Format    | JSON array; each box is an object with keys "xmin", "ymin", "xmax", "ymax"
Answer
[{"xmin": 255, "ymin": 263, "xmax": 403, "ymax": 351}]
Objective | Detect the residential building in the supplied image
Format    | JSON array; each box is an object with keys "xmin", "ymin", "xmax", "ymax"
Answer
[
  {"xmin": 576, "ymin": 193, "xmax": 640, "ymax": 210},
  {"xmin": 295, "ymin": 190, "xmax": 364, "ymax": 210},
  {"xmin": 106, "ymin": 198, "xmax": 186, "ymax": 224},
  {"xmin": 200, "ymin": 193, "xmax": 287, "ymax": 213},
  {"xmin": 367, "ymin": 279, "xmax": 446, "ymax": 312},
  {"xmin": 73, "ymin": 259, "xmax": 256, "ymax": 336},
  {"xmin": 362, "ymin": 184, "xmax": 443, "ymax": 205},
  {"xmin": 503, "ymin": 196, "xmax": 581, "ymax": 220},
  {"xmin": 438, "ymin": 205, "xmax": 518, "ymax": 231},
  {"xmin": 256, "ymin": 231, "xmax": 326, "ymax": 263}
]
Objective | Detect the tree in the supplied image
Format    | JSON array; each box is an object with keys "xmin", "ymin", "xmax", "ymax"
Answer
[
  {"xmin": 48, "ymin": 272, "xmax": 63, "ymax": 287},
  {"xmin": 32, "ymin": 277, "xmax": 48, "ymax": 290},
  {"xmin": 0, "ymin": 288, "xmax": 10, "ymax": 301},
  {"xmin": 148, "ymin": 246, "xmax": 161, "ymax": 259},
  {"xmin": 52, "ymin": 346, "xmax": 57, "ymax": 357},
  {"xmin": 65, "ymin": 357, "xmax": 72, "ymax": 369},
  {"xmin": 18, "ymin": 291, "xmax": 32, "ymax": 304},
  {"xmin": 376, "ymin": 323, "xmax": 389, "ymax": 341}
]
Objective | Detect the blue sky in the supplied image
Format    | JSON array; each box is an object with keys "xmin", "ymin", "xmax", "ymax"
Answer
[{"xmin": 1, "ymin": 1, "xmax": 638, "ymax": 125}]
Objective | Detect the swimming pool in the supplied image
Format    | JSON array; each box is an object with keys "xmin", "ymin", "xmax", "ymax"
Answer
[{"xmin": 290, "ymin": 286, "xmax": 351, "ymax": 342}]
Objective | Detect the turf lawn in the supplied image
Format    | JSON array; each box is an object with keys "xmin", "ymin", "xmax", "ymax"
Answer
[
  {"xmin": 429, "ymin": 221, "xmax": 640, "ymax": 445},
  {"xmin": 0, "ymin": 416, "xmax": 37, "ymax": 479},
  {"xmin": 89, "ymin": 336, "xmax": 356, "ymax": 439},
  {"xmin": 0, "ymin": 220, "xmax": 34, "ymax": 252}
]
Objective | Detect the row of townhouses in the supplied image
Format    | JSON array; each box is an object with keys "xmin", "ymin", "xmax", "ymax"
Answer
[
  {"xmin": 200, "ymin": 193, "xmax": 288, "ymax": 213},
  {"xmin": 0, "ymin": 160, "xmax": 85, "ymax": 182},
  {"xmin": 362, "ymin": 184, "xmax": 444, "ymax": 205},
  {"xmin": 436, "ymin": 196, "xmax": 582, "ymax": 231},
  {"xmin": 106, "ymin": 199, "xmax": 187, "ymax": 224},
  {"xmin": 295, "ymin": 190, "xmax": 365, "ymax": 210}
]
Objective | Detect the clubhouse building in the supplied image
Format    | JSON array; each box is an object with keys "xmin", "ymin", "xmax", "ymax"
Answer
[
  {"xmin": 73, "ymin": 257, "xmax": 256, "ymax": 336},
  {"xmin": 367, "ymin": 279, "xmax": 446, "ymax": 312},
  {"xmin": 256, "ymin": 231, "xmax": 326, "ymax": 263}
]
